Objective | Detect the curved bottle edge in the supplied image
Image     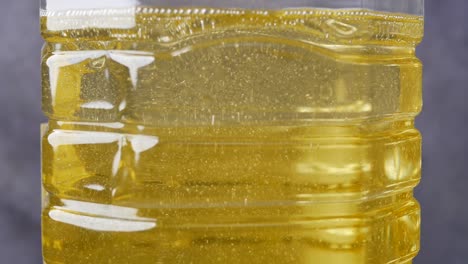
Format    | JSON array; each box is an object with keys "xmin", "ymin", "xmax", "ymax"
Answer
[{"xmin": 40, "ymin": 0, "xmax": 424, "ymax": 15}]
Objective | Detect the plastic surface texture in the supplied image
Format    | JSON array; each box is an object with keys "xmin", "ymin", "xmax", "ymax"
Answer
[
  {"xmin": 41, "ymin": 0, "xmax": 424, "ymax": 15},
  {"xmin": 41, "ymin": 1, "xmax": 424, "ymax": 263}
]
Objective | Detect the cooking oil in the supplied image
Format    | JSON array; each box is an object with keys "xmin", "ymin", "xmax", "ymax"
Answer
[{"xmin": 41, "ymin": 7, "xmax": 423, "ymax": 264}]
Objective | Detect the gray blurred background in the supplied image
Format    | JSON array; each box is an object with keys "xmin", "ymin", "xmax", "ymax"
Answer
[{"xmin": 0, "ymin": 0, "xmax": 466, "ymax": 263}]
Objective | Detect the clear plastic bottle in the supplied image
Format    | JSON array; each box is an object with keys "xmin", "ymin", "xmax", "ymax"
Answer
[{"xmin": 41, "ymin": 0, "xmax": 424, "ymax": 263}]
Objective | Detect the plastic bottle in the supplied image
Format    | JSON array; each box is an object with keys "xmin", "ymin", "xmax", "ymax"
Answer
[{"xmin": 41, "ymin": 0, "xmax": 424, "ymax": 263}]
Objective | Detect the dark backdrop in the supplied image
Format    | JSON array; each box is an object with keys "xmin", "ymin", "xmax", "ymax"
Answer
[{"xmin": 0, "ymin": 0, "xmax": 466, "ymax": 263}]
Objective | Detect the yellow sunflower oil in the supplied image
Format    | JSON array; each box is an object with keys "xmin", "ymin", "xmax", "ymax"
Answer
[{"xmin": 41, "ymin": 7, "xmax": 423, "ymax": 264}]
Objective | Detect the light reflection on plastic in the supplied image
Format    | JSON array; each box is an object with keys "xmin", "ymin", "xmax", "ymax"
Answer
[
  {"xmin": 45, "ymin": 0, "xmax": 139, "ymax": 12},
  {"xmin": 49, "ymin": 199, "xmax": 156, "ymax": 232},
  {"xmin": 49, "ymin": 211, "xmax": 156, "ymax": 232}
]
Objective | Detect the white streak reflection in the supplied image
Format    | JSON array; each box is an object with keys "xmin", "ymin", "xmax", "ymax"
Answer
[
  {"xmin": 49, "ymin": 210, "xmax": 156, "ymax": 232},
  {"xmin": 171, "ymin": 46, "xmax": 193, "ymax": 57},
  {"xmin": 56, "ymin": 121, "xmax": 125, "ymax": 129},
  {"xmin": 129, "ymin": 135, "xmax": 159, "ymax": 163},
  {"xmin": 109, "ymin": 51, "xmax": 155, "ymax": 88},
  {"xmin": 48, "ymin": 130, "xmax": 121, "ymax": 150},
  {"xmin": 47, "ymin": 130, "xmax": 159, "ymax": 174},
  {"xmin": 85, "ymin": 184, "xmax": 106, "ymax": 191},
  {"xmin": 81, "ymin": 100, "xmax": 115, "ymax": 110},
  {"xmin": 49, "ymin": 199, "xmax": 156, "ymax": 232}
]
